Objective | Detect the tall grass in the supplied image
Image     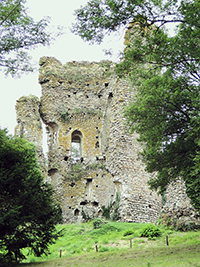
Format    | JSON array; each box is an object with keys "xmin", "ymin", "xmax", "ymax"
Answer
[{"xmin": 20, "ymin": 220, "xmax": 200, "ymax": 266}]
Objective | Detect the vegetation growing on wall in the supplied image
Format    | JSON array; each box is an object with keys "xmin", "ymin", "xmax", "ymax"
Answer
[
  {"xmin": 111, "ymin": 192, "xmax": 121, "ymax": 221},
  {"xmin": 59, "ymin": 110, "xmax": 70, "ymax": 123},
  {"xmin": 39, "ymin": 60, "xmax": 114, "ymax": 85},
  {"xmin": 85, "ymin": 163, "xmax": 106, "ymax": 170},
  {"xmin": 72, "ymin": 108, "xmax": 103, "ymax": 117},
  {"xmin": 101, "ymin": 192, "xmax": 121, "ymax": 221},
  {"xmin": 65, "ymin": 163, "xmax": 87, "ymax": 182}
]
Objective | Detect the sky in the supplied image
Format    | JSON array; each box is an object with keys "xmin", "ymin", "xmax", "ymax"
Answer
[{"xmin": 0, "ymin": 0, "xmax": 125, "ymax": 135}]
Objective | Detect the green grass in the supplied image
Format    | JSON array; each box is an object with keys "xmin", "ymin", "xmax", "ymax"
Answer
[{"xmin": 16, "ymin": 221, "xmax": 200, "ymax": 267}]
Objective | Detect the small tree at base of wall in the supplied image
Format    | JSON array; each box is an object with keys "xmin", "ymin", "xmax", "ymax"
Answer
[{"xmin": 111, "ymin": 192, "xmax": 121, "ymax": 221}]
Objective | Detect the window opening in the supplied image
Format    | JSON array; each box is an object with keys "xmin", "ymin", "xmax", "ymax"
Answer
[
  {"xmin": 80, "ymin": 201, "xmax": 87, "ymax": 205},
  {"xmin": 95, "ymin": 141, "xmax": 99, "ymax": 148},
  {"xmin": 92, "ymin": 201, "xmax": 99, "ymax": 207},
  {"xmin": 85, "ymin": 179, "xmax": 93, "ymax": 200},
  {"xmin": 71, "ymin": 130, "xmax": 82, "ymax": 163},
  {"xmin": 74, "ymin": 209, "xmax": 79, "ymax": 216},
  {"xmin": 105, "ymin": 83, "xmax": 109, "ymax": 87},
  {"xmin": 109, "ymin": 92, "xmax": 113, "ymax": 98}
]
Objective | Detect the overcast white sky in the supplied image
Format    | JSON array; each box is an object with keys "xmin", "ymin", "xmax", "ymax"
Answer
[{"xmin": 0, "ymin": 0, "xmax": 125, "ymax": 135}]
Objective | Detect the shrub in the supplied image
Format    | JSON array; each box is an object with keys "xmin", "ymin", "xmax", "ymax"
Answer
[
  {"xmin": 111, "ymin": 192, "xmax": 121, "ymax": 221},
  {"xmin": 99, "ymin": 247, "xmax": 109, "ymax": 252},
  {"xmin": 101, "ymin": 202, "xmax": 112, "ymax": 220},
  {"xmin": 176, "ymin": 220, "xmax": 196, "ymax": 232},
  {"xmin": 123, "ymin": 229, "xmax": 135, "ymax": 236},
  {"xmin": 93, "ymin": 218, "xmax": 107, "ymax": 229},
  {"xmin": 81, "ymin": 210, "xmax": 91, "ymax": 222},
  {"xmin": 140, "ymin": 224, "xmax": 162, "ymax": 239}
]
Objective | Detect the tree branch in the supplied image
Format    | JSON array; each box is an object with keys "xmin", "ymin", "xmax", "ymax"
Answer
[{"xmin": 0, "ymin": 1, "xmax": 21, "ymax": 26}]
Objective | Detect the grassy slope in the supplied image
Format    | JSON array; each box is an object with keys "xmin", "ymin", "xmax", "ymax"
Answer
[{"xmin": 17, "ymin": 221, "xmax": 200, "ymax": 267}]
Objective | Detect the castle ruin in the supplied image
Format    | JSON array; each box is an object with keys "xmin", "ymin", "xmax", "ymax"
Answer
[
  {"xmin": 14, "ymin": 26, "xmax": 200, "ymax": 225},
  {"xmin": 15, "ymin": 57, "xmax": 163, "ymax": 223}
]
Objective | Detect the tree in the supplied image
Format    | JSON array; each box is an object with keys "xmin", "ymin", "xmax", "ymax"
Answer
[
  {"xmin": 0, "ymin": 0, "xmax": 61, "ymax": 76},
  {"xmin": 73, "ymin": 0, "xmax": 200, "ymax": 211},
  {"xmin": 0, "ymin": 129, "xmax": 63, "ymax": 265}
]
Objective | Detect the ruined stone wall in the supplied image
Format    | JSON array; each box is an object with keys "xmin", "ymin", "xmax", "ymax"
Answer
[
  {"xmin": 14, "ymin": 18, "xmax": 200, "ymax": 225},
  {"xmin": 15, "ymin": 95, "xmax": 46, "ymax": 174},
  {"xmin": 161, "ymin": 179, "xmax": 200, "ymax": 226},
  {"xmin": 15, "ymin": 56, "xmax": 200, "ymax": 225},
  {"xmin": 15, "ymin": 56, "xmax": 162, "ymax": 223}
]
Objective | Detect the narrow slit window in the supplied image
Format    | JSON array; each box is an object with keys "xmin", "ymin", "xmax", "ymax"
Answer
[{"xmin": 71, "ymin": 130, "xmax": 82, "ymax": 163}]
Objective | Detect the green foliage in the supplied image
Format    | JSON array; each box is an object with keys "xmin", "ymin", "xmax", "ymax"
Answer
[
  {"xmin": 72, "ymin": 0, "xmax": 183, "ymax": 44},
  {"xmin": 21, "ymin": 221, "xmax": 200, "ymax": 265},
  {"xmin": 72, "ymin": 108, "xmax": 103, "ymax": 117},
  {"xmin": 65, "ymin": 163, "xmax": 86, "ymax": 181},
  {"xmin": 101, "ymin": 202, "xmax": 112, "ymax": 220},
  {"xmin": 98, "ymin": 246, "xmax": 109, "ymax": 252},
  {"xmin": 93, "ymin": 218, "xmax": 107, "ymax": 229},
  {"xmin": 0, "ymin": 129, "xmax": 63, "ymax": 265},
  {"xmin": 85, "ymin": 163, "xmax": 106, "ymax": 170},
  {"xmin": 73, "ymin": 0, "xmax": 200, "ymax": 211},
  {"xmin": 160, "ymin": 215, "xmax": 198, "ymax": 232},
  {"xmin": 123, "ymin": 229, "xmax": 135, "ymax": 236},
  {"xmin": 90, "ymin": 222, "xmax": 120, "ymax": 237},
  {"xmin": 59, "ymin": 110, "xmax": 70, "ymax": 123},
  {"xmin": 140, "ymin": 224, "xmax": 162, "ymax": 239},
  {"xmin": 101, "ymin": 192, "xmax": 121, "ymax": 221},
  {"xmin": 0, "ymin": 0, "xmax": 63, "ymax": 76},
  {"xmin": 81, "ymin": 210, "xmax": 92, "ymax": 222},
  {"xmin": 111, "ymin": 192, "xmax": 121, "ymax": 221}
]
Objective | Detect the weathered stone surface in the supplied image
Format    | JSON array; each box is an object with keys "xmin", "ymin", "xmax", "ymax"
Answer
[
  {"xmin": 161, "ymin": 178, "xmax": 200, "ymax": 226},
  {"xmin": 14, "ymin": 22, "xmax": 200, "ymax": 225},
  {"xmin": 15, "ymin": 95, "xmax": 46, "ymax": 175},
  {"xmin": 15, "ymin": 57, "xmax": 162, "ymax": 223}
]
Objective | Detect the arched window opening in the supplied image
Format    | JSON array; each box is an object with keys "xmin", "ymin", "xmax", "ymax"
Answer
[
  {"xmin": 71, "ymin": 130, "xmax": 82, "ymax": 163},
  {"xmin": 74, "ymin": 209, "xmax": 80, "ymax": 216}
]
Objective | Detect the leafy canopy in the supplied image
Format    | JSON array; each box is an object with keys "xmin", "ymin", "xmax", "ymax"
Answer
[
  {"xmin": 73, "ymin": 0, "xmax": 200, "ymax": 211},
  {"xmin": 0, "ymin": 129, "xmax": 63, "ymax": 265},
  {"xmin": 0, "ymin": 0, "xmax": 61, "ymax": 76}
]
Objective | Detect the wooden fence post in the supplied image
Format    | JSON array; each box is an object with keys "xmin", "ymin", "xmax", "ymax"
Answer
[
  {"xmin": 130, "ymin": 238, "xmax": 132, "ymax": 248},
  {"xmin": 60, "ymin": 249, "xmax": 62, "ymax": 258},
  {"xmin": 166, "ymin": 235, "xmax": 169, "ymax": 246},
  {"xmin": 95, "ymin": 242, "xmax": 98, "ymax": 252}
]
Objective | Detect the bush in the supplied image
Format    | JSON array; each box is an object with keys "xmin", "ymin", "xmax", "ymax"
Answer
[
  {"xmin": 140, "ymin": 224, "xmax": 162, "ymax": 239},
  {"xmin": 81, "ymin": 210, "xmax": 91, "ymax": 222},
  {"xmin": 111, "ymin": 192, "xmax": 121, "ymax": 221},
  {"xmin": 101, "ymin": 202, "xmax": 112, "ymax": 220},
  {"xmin": 123, "ymin": 229, "xmax": 135, "ymax": 236},
  {"xmin": 90, "ymin": 222, "xmax": 120, "ymax": 236},
  {"xmin": 93, "ymin": 218, "xmax": 107, "ymax": 229},
  {"xmin": 99, "ymin": 247, "xmax": 109, "ymax": 252}
]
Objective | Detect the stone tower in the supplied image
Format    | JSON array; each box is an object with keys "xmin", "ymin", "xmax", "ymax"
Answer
[{"xmin": 15, "ymin": 57, "xmax": 162, "ymax": 223}]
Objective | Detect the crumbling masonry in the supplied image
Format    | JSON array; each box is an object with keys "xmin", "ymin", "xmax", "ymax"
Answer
[
  {"xmin": 15, "ymin": 57, "xmax": 200, "ymax": 225},
  {"xmin": 15, "ymin": 57, "xmax": 163, "ymax": 223}
]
